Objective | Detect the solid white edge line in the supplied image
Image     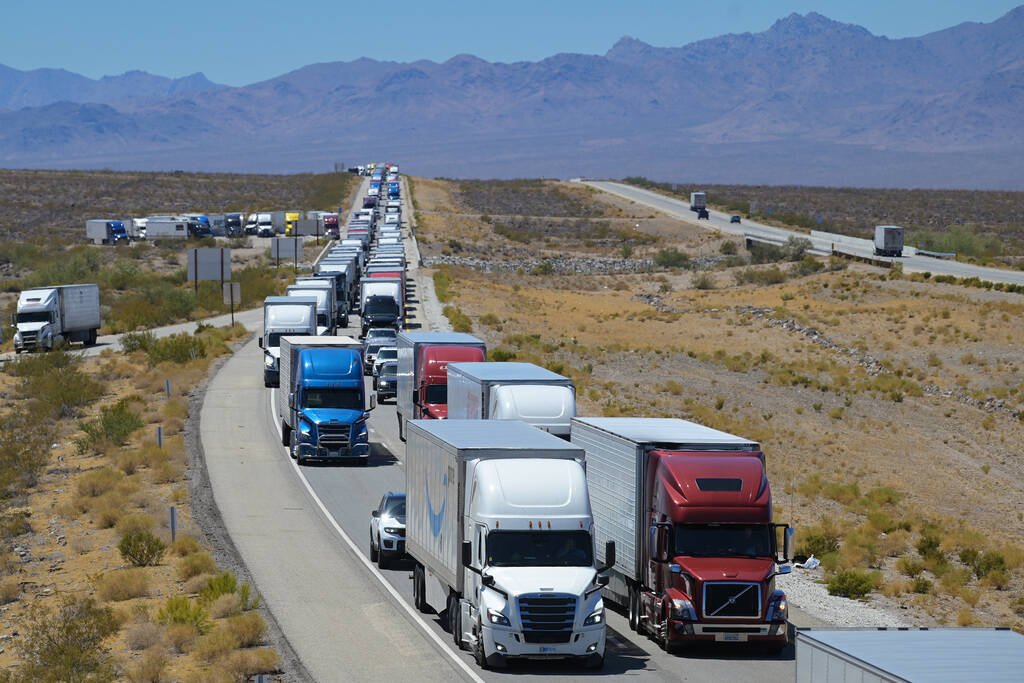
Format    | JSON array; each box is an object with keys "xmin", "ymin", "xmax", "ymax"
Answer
[{"xmin": 267, "ymin": 387, "xmax": 483, "ymax": 683}]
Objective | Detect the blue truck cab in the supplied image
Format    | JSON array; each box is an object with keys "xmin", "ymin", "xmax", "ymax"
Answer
[{"xmin": 285, "ymin": 345, "xmax": 376, "ymax": 465}]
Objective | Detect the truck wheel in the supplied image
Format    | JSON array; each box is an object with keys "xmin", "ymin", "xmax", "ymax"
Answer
[
  {"xmin": 88, "ymin": 329, "xmax": 98, "ymax": 346},
  {"xmin": 474, "ymin": 621, "xmax": 489, "ymax": 669},
  {"xmin": 413, "ymin": 564, "xmax": 429, "ymax": 613},
  {"xmin": 369, "ymin": 533, "xmax": 378, "ymax": 562},
  {"xmin": 660, "ymin": 619, "xmax": 679, "ymax": 656},
  {"xmin": 447, "ymin": 593, "xmax": 462, "ymax": 649},
  {"xmin": 585, "ymin": 653, "xmax": 605, "ymax": 670},
  {"xmin": 628, "ymin": 586, "xmax": 639, "ymax": 632},
  {"xmin": 281, "ymin": 425, "xmax": 291, "ymax": 448}
]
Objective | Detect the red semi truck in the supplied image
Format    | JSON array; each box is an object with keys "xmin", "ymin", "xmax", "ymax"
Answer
[
  {"xmin": 571, "ymin": 417, "xmax": 793, "ymax": 653},
  {"xmin": 396, "ymin": 332, "xmax": 485, "ymax": 440}
]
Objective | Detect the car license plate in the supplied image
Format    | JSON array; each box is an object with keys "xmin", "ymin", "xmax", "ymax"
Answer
[
  {"xmin": 539, "ymin": 646, "xmax": 553, "ymax": 653},
  {"xmin": 722, "ymin": 633, "xmax": 741, "ymax": 642}
]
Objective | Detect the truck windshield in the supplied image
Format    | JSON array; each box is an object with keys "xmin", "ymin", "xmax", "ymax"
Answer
[
  {"xmin": 316, "ymin": 313, "xmax": 329, "ymax": 327},
  {"xmin": 674, "ymin": 525, "xmax": 773, "ymax": 558},
  {"xmin": 364, "ymin": 298, "xmax": 398, "ymax": 316},
  {"xmin": 487, "ymin": 531, "xmax": 593, "ymax": 567},
  {"xmin": 266, "ymin": 333, "xmax": 283, "ymax": 348},
  {"xmin": 16, "ymin": 311, "xmax": 51, "ymax": 324},
  {"xmin": 303, "ymin": 389, "xmax": 363, "ymax": 410},
  {"xmin": 424, "ymin": 384, "xmax": 447, "ymax": 405}
]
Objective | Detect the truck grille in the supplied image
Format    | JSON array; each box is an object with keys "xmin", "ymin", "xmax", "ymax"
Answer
[
  {"xmin": 703, "ymin": 582, "xmax": 761, "ymax": 619},
  {"xmin": 517, "ymin": 594, "xmax": 576, "ymax": 643},
  {"xmin": 20, "ymin": 331, "xmax": 38, "ymax": 347},
  {"xmin": 318, "ymin": 423, "xmax": 351, "ymax": 449}
]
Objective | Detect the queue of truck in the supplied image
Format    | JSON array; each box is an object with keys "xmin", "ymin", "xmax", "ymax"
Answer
[
  {"xmin": 85, "ymin": 207, "xmax": 342, "ymax": 244},
  {"xmin": 250, "ymin": 163, "xmax": 795, "ymax": 671}
]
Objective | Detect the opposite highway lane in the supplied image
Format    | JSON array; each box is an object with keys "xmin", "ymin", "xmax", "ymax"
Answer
[{"xmin": 583, "ymin": 181, "xmax": 1024, "ymax": 286}]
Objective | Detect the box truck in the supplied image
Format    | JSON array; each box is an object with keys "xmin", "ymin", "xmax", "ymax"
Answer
[
  {"xmin": 571, "ymin": 417, "xmax": 793, "ymax": 653},
  {"xmin": 405, "ymin": 420, "xmax": 612, "ymax": 670},
  {"xmin": 12, "ymin": 284, "xmax": 101, "ymax": 352},
  {"xmin": 259, "ymin": 296, "xmax": 317, "ymax": 387},
  {"xmin": 296, "ymin": 275, "xmax": 349, "ymax": 328},
  {"xmin": 277, "ymin": 336, "xmax": 372, "ymax": 464},
  {"xmin": 446, "ymin": 362, "xmax": 576, "ymax": 437},
  {"xmin": 396, "ymin": 332, "xmax": 485, "ymax": 440},
  {"xmin": 689, "ymin": 192, "xmax": 706, "ymax": 212},
  {"xmin": 873, "ymin": 225, "xmax": 904, "ymax": 257},
  {"xmin": 286, "ymin": 284, "xmax": 335, "ymax": 336}
]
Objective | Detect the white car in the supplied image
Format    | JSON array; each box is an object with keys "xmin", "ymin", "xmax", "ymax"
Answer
[
  {"xmin": 369, "ymin": 492, "xmax": 406, "ymax": 568},
  {"xmin": 372, "ymin": 347, "xmax": 397, "ymax": 377}
]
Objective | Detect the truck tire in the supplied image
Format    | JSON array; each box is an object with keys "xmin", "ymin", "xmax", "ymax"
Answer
[
  {"xmin": 628, "ymin": 586, "xmax": 639, "ymax": 632},
  {"xmin": 281, "ymin": 425, "xmax": 291, "ymax": 448},
  {"xmin": 447, "ymin": 593, "xmax": 462, "ymax": 649},
  {"xmin": 660, "ymin": 617, "xmax": 679, "ymax": 656},
  {"xmin": 413, "ymin": 564, "xmax": 429, "ymax": 613},
  {"xmin": 474, "ymin": 620, "xmax": 489, "ymax": 669},
  {"xmin": 88, "ymin": 328, "xmax": 98, "ymax": 346},
  {"xmin": 585, "ymin": 653, "xmax": 605, "ymax": 670}
]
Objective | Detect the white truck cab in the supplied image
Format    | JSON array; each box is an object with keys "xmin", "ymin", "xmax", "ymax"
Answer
[{"xmin": 259, "ymin": 296, "xmax": 317, "ymax": 387}]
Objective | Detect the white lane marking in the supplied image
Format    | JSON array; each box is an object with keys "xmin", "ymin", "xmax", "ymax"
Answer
[{"xmin": 267, "ymin": 389, "xmax": 482, "ymax": 683}]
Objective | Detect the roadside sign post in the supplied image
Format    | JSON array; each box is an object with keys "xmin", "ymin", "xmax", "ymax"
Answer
[
  {"xmin": 272, "ymin": 238, "xmax": 302, "ymax": 270},
  {"xmin": 223, "ymin": 282, "xmax": 240, "ymax": 327},
  {"xmin": 169, "ymin": 506, "xmax": 177, "ymax": 543},
  {"xmin": 187, "ymin": 248, "xmax": 232, "ymax": 297}
]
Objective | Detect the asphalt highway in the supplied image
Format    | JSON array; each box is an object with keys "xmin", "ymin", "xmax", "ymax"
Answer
[{"xmin": 583, "ymin": 181, "xmax": 1024, "ymax": 286}]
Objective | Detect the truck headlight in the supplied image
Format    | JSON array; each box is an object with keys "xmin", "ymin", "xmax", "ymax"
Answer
[
  {"xmin": 486, "ymin": 608, "xmax": 510, "ymax": 626},
  {"xmin": 264, "ymin": 355, "xmax": 275, "ymax": 368},
  {"xmin": 299, "ymin": 421, "xmax": 312, "ymax": 436},
  {"xmin": 767, "ymin": 590, "xmax": 788, "ymax": 621},
  {"xmin": 670, "ymin": 598, "xmax": 697, "ymax": 621},
  {"xmin": 584, "ymin": 608, "xmax": 605, "ymax": 626}
]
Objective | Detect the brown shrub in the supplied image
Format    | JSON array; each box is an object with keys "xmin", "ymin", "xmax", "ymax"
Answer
[
  {"xmin": 125, "ymin": 622, "xmax": 164, "ymax": 651},
  {"xmin": 184, "ymin": 573, "xmax": 216, "ymax": 595},
  {"xmin": 209, "ymin": 593, "xmax": 242, "ymax": 619},
  {"xmin": 125, "ymin": 647, "xmax": 167, "ymax": 683},
  {"xmin": 163, "ymin": 623, "xmax": 199, "ymax": 653},
  {"xmin": 1, "ymin": 577, "xmax": 21, "ymax": 604},
  {"xmin": 116, "ymin": 513, "xmax": 155, "ymax": 536},
  {"xmin": 169, "ymin": 535, "xmax": 201, "ymax": 557},
  {"xmin": 95, "ymin": 568, "xmax": 150, "ymax": 601},
  {"xmin": 220, "ymin": 648, "xmax": 279, "ymax": 681},
  {"xmin": 116, "ymin": 450, "xmax": 149, "ymax": 475},
  {"xmin": 179, "ymin": 551, "xmax": 217, "ymax": 580},
  {"xmin": 76, "ymin": 467, "xmax": 123, "ymax": 497},
  {"xmin": 224, "ymin": 611, "xmax": 266, "ymax": 647},
  {"xmin": 192, "ymin": 626, "xmax": 240, "ymax": 662}
]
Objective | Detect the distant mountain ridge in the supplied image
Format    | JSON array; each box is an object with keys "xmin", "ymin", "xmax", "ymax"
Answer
[{"xmin": 1, "ymin": 6, "xmax": 1023, "ymax": 189}]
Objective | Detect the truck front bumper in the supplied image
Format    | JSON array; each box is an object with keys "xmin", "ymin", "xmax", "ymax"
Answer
[
  {"xmin": 264, "ymin": 369, "xmax": 279, "ymax": 387},
  {"xmin": 668, "ymin": 619, "xmax": 788, "ymax": 644},
  {"xmin": 295, "ymin": 440, "xmax": 370, "ymax": 461},
  {"xmin": 482, "ymin": 623, "xmax": 605, "ymax": 660}
]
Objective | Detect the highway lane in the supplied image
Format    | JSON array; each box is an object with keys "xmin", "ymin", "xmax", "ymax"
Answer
[{"xmin": 583, "ymin": 180, "xmax": 1024, "ymax": 286}]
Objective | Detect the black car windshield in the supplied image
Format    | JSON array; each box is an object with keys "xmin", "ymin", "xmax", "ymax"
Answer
[
  {"xmin": 674, "ymin": 524, "xmax": 773, "ymax": 558},
  {"xmin": 16, "ymin": 311, "xmax": 51, "ymax": 324},
  {"xmin": 424, "ymin": 384, "xmax": 447, "ymax": 404},
  {"xmin": 303, "ymin": 388, "xmax": 363, "ymax": 410},
  {"xmin": 488, "ymin": 531, "xmax": 593, "ymax": 567},
  {"xmin": 383, "ymin": 498, "xmax": 405, "ymax": 517}
]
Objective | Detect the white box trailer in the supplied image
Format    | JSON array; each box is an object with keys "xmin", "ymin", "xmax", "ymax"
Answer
[
  {"xmin": 689, "ymin": 192, "xmax": 706, "ymax": 211},
  {"xmin": 873, "ymin": 225, "xmax": 904, "ymax": 257},
  {"xmin": 447, "ymin": 362, "xmax": 576, "ymax": 437},
  {"xmin": 146, "ymin": 218, "xmax": 189, "ymax": 239},
  {"xmin": 796, "ymin": 628, "xmax": 1024, "ymax": 683}
]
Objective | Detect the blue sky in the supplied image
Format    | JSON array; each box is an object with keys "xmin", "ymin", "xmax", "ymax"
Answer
[{"xmin": 1, "ymin": 0, "xmax": 1020, "ymax": 86}]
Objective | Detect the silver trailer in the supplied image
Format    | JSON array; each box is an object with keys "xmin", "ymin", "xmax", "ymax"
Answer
[{"xmin": 873, "ymin": 225, "xmax": 904, "ymax": 257}]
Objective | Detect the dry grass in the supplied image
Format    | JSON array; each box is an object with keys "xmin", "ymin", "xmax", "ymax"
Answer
[
  {"xmin": 95, "ymin": 568, "xmax": 150, "ymax": 601},
  {"xmin": 178, "ymin": 552, "xmax": 217, "ymax": 580},
  {"xmin": 223, "ymin": 612, "xmax": 267, "ymax": 648},
  {"xmin": 219, "ymin": 648, "xmax": 279, "ymax": 681},
  {"xmin": 208, "ymin": 593, "xmax": 242, "ymax": 619},
  {"xmin": 125, "ymin": 647, "xmax": 168, "ymax": 683},
  {"xmin": 125, "ymin": 621, "xmax": 165, "ymax": 651},
  {"xmin": 169, "ymin": 536, "xmax": 201, "ymax": 558},
  {"xmin": 0, "ymin": 577, "xmax": 20, "ymax": 604},
  {"xmin": 164, "ymin": 623, "xmax": 199, "ymax": 654}
]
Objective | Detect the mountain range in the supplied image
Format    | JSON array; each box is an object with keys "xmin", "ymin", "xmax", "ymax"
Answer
[{"xmin": 1, "ymin": 6, "xmax": 1023, "ymax": 189}]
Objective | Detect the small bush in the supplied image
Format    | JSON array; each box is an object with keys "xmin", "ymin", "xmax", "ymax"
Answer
[
  {"xmin": 199, "ymin": 571, "xmax": 238, "ymax": 605},
  {"xmin": 119, "ymin": 530, "xmax": 166, "ymax": 567},
  {"xmin": 209, "ymin": 593, "xmax": 242, "ymax": 619},
  {"xmin": 125, "ymin": 648, "xmax": 166, "ymax": 683},
  {"xmin": 163, "ymin": 623, "xmax": 199, "ymax": 653},
  {"xmin": 433, "ymin": 265, "xmax": 454, "ymax": 302},
  {"xmin": 489, "ymin": 348, "xmax": 516, "ymax": 362},
  {"xmin": 798, "ymin": 531, "xmax": 841, "ymax": 558},
  {"xmin": 193, "ymin": 626, "xmax": 241, "ymax": 662},
  {"xmin": 95, "ymin": 569, "xmax": 150, "ymax": 601},
  {"xmin": 168, "ymin": 535, "xmax": 201, "ymax": 558},
  {"xmin": 115, "ymin": 513, "xmax": 155, "ymax": 537},
  {"xmin": 179, "ymin": 551, "xmax": 217, "ymax": 580},
  {"xmin": 1, "ymin": 577, "xmax": 20, "ymax": 604},
  {"xmin": 654, "ymin": 247, "xmax": 689, "ymax": 268},
  {"xmin": 974, "ymin": 551, "xmax": 1007, "ymax": 579},
  {"xmin": 0, "ymin": 408, "xmax": 53, "ymax": 493},
  {"xmin": 916, "ymin": 534, "xmax": 943, "ymax": 561},
  {"xmin": 220, "ymin": 648, "xmax": 279, "ymax": 681},
  {"xmin": 692, "ymin": 272, "xmax": 715, "ymax": 290},
  {"xmin": 156, "ymin": 596, "xmax": 210, "ymax": 634},
  {"xmin": 76, "ymin": 399, "xmax": 145, "ymax": 454},
  {"xmin": 442, "ymin": 305, "xmax": 473, "ymax": 333},
  {"xmin": 125, "ymin": 621, "xmax": 163, "ymax": 651},
  {"xmin": 224, "ymin": 611, "xmax": 267, "ymax": 647},
  {"xmin": 16, "ymin": 596, "xmax": 120, "ymax": 682},
  {"xmin": 981, "ymin": 569, "xmax": 1010, "ymax": 590},
  {"xmin": 896, "ymin": 555, "xmax": 924, "ymax": 578},
  {"xmin": 530, "ymin": 261, "xmax": 555, "ymax": 275},
  {"xmin": 912, "ymin": 577, "xmax": 933, "ymax": 594},
  {"xmin": 958, "ymin": 548, "xmax": 980, "ymax": 566},
  {"xmin": 77, "ymin": 468, "xmax": 124, "ymax": 498},
  {"xmin": 719, "ymin": 241, "xmax": 738, "ymax": 255},
  {"xmin": 827, "ymin": 570, "xmax": 876, "ymax": 599}
]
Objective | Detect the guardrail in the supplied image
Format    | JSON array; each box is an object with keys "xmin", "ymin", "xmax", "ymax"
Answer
[{"xmin": 915, "ymin": 247, "xmax": 957, "ymax": 259}]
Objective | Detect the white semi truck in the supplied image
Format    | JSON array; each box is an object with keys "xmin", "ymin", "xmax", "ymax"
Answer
[
  {"xmin": 12, "ymin": 284, "xmax": 101, "ymax": 352},
  {"xmin": 259, "ymin": 296, "xmax": 317, "ymax": 387},
  {"xmin": 446, "ymin": 362, "xmax": 576, "ymax": 438},
  {"xmin": 873, "ymin": 225, "xmax": 904, "ymax": 257},
  {"xmin": 286, "ymin": 283, "xmax": 336, "ymax": 336},
  {"xmin": 689, "ymin": 191, "xmax": 707, "ymax": 212},
  {"xmin": 405, "ymin": 419, "xmax": 614, "ymax": 670}
]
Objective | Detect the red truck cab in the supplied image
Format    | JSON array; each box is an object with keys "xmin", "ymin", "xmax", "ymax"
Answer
[
  {"xmin": 416, "ymin": 346, "xmax": 485, "ymax": 419},
  {"xmin": 644, "ymin": 449, "xmax": 791, "ymax": 651}
]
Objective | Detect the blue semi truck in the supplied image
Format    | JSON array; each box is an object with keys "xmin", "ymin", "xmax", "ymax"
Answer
[{"xmin": 277, "ymin": 336, "xmax": 376, "ymax": 465}]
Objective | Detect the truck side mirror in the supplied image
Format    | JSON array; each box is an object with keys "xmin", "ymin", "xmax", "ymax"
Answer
[
  {"xmin": 258, "ymin": 338, "xmax": 264, "ymax": 349},
  {"xmin": 648, "ymin": 526, "xmax": 666, "ymax": 562},
  {"xmin": 783, "ymin": 526, "xmax": 794, "ymax": 563},
  {"xmin": 288, "ymin": 392, "xmax": 295, "ymax": 410},
  {"xmin": 596, "ymin": 574, "xmax": 610, "ymax": 586},
  {"xmin": 604, "ymin": 541, "xmax": 616, "ymax": 570},
  {"xmin": 481, "ymin": 573, "xmax": 495, "ymax": 588},
  {"xmin": 461, "ymin": 541, "xmax": 472, "ymax": 568}
]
